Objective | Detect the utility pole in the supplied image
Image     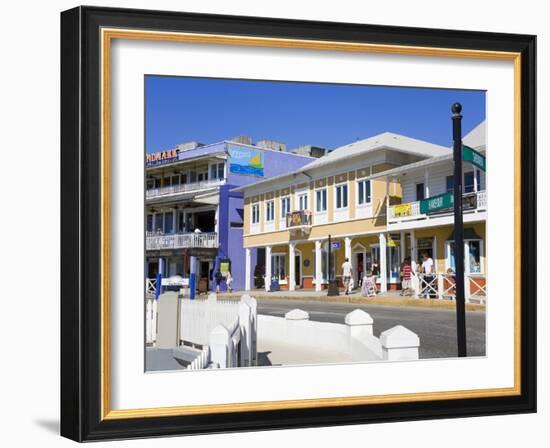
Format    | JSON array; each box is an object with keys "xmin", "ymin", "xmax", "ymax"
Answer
[{"xmin": 452, "ymin": 102, "xmax": 467, "ymax": 357}]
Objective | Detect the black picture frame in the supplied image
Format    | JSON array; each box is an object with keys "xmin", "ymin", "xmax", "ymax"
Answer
[{"xmin": 61, "ymin": 6, "xmax": 536, "ymax": 442}]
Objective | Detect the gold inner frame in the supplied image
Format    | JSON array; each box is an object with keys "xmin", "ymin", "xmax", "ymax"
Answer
[{"xmin": 100, "ymin": 28, "xmax": 522, "ymax": 420}]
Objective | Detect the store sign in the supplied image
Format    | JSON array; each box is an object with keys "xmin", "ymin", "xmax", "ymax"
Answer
[
  {"xmin": 161, "ymin": 276, "xmax": 189, "ymax": 287},
  {"xmin": 220, "ymin": 261, "xmax": 231, "ymax": 274},
  {"xmin": 420, "ymin": 192, "xmax": 478, "ymax": 215},
  {"xmin": 463, "ymin": 145, "xmax": 486, "ymax": 171},
  {"xmin": 228, "ymin": 145, "xmax": 264, "ymax": 177},
  {"xmin": 146, "ymin": 149, "xmax": 179, "ymax": 167},
  {"xmin": 392, "ymin": 203, "xmax": 412, "ymax": 217}
]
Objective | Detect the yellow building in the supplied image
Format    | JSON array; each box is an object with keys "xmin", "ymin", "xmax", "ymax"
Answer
[{"xmin": 234, "ymin": 131, "xmax": 465, "ymax": 292}]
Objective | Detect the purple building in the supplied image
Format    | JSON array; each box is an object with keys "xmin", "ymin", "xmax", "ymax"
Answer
[{"xmin": 145, "ymin": 139, "xmax": 313, "ymax": 292}]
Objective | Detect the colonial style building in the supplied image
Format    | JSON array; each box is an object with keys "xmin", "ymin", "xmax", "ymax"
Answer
[
  {"xmin": 235, "ymin": 131, "xmax": 467, "ymax": 292},
  {"xmin": 145, "ymin": 139, "xmax": 313, "ymax": 291}
]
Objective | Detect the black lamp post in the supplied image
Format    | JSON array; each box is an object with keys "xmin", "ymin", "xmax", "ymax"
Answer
[
  {"xmin": 327, "ymin": 234, "xmax": 339, "ymax": 296},
  {"xmin": 452, "ymin": 102, "xmax": 467, "ymax": 357}
]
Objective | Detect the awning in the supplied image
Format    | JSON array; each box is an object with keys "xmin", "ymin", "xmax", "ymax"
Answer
[{"xmin": 447, "ymin": 227, "xmax": 482, "ymax": 241}]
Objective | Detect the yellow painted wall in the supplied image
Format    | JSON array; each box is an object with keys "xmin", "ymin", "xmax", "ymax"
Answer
[{"xmin": 413, "ymin": 222, "xmax": 486, "ymax": 273}]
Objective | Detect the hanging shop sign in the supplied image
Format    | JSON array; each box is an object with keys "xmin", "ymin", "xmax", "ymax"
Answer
[
  {"xmin": 392, "ymin": 203, "xmax": 412, "ymax": 217},
  {"xmin": 463, "ymin": 145, "xmax": 486, "ymax": 171},
  {"xmin": 420, "ymin": 191, "xmax": 478, "ymax": 215}
]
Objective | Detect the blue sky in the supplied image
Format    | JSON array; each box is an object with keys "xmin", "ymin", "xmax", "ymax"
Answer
[{"xmin": 145, "ymin": 76, "xmax": 485, "ymax": 153}]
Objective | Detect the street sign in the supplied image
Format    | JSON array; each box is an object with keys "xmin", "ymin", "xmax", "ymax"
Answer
[
  {"xmin": 463, "ymin": 145, "xmax": 486, "ymax": 171},
  {"xmin": 420, "ymin": 192, "xmax": 453, "ymax": 214},
  {"xmin": 331, "ymin": 241, "xmax": 341, "ymax": 250},
  {"xmin": 420, "ymin": 192, "xmax": 478, "ymax": 215}
]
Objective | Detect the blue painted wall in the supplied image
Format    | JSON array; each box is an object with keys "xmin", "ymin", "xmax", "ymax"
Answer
[{"xmin": 219, "ymin": 142, "xmax": 313, "ymax": 290}]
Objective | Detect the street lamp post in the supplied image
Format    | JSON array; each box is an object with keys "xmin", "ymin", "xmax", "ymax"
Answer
[
  {"xmin": 327, "ymin": 234, "xmax": 339, "ymax": 296},
  {"xmin": 452, "ymin": 102, "xmax": 467, "ymax": 357}
]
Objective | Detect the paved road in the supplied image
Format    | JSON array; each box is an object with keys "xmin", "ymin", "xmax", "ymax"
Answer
[{"xmin": 257, "ymin": 299, "xmax": 486, "ymax": 359}]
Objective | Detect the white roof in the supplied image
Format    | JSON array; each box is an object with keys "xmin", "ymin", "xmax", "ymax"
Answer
[
  {"xmin": 301, "ymin": 131, "xmax": 450, "ymax": 171},
  {"xmin": 463, "ymin": 121, "xmax": 486, "ymax": 151},
  {"xmin": 233, "ymin": 132, "xmax": 449, "ymax": 192}
]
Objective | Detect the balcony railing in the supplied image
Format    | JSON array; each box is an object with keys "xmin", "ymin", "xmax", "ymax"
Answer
[
  {"xmin": 146, "ymin": 232, "xmax": 218, "ymax": 250},
  {"xmin": 388, "ymin": 190, "xmax": 486, "ymax": 224},
  {"xmin": 286, "ymin": 210, "xmax": 312, "ymax": 228},
  {"xmin": 146, "ymin": 178, "xmax": 225, "ymax": 200}
]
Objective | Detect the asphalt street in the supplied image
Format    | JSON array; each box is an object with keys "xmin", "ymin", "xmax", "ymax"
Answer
[{"xmin": 257, "ymin": 299, "xmax": 486, "ymax": 359}]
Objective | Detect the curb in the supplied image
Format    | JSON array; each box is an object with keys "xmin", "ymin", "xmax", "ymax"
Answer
[{"xmin": 216, "ymin": 292, "xmax": 486, "ymax": 312}]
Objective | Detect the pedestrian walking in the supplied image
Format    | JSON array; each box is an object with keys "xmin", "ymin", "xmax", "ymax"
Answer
[
  {"xmin": 226, "ymin": 271, "xmax": 233, "ymax": 293},
  {"xmin": 341, "ymin": 257, "xmax": 353, "ymax": 295},
  {"xmin": 214, "ymin": 270, "xmax": 223, "ymax": 293}
]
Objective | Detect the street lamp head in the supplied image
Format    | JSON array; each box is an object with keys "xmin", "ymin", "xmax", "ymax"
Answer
[{"xmin": 451, "ymin": 102, "xmax": 462, "ymax": 115}]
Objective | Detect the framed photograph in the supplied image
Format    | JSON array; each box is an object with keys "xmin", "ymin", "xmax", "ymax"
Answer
[{"xmin": 60, "ymin": 6, "xmax": 536, "ymax": 441}]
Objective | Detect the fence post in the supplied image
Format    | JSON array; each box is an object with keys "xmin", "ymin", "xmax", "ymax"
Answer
[
  {"xmin": 412, "ymin": 272, "xmax": 420, "ymax": 298},
  {"xmin": 380, "ymin": 325, "xmax": 420, "ymax": 361},
  {"xmin": 209, "ymin": 324, "xmax": 232, "ymax": 369},
  {"xmin": 345, "ymin": 309, "xmax": 374, "ymax": 338},
  {"xmin": 156, "ymin": 291, "xmax": 180, "ymax": 349},
  {"xmin": 146, "ymin": 298, "xmax": 152, "ymax": 344},
  {"xmin": 438, "ymin": 273, "xmax": 444, "ymax": 300},
  {"xmin": 152, "ymin": 298, "xmax": 157, "ymax": 344},
  {"xmin": 242, "ymin": 295, "xmax": 258, "ymax": 365},
  {"xmin": 284, "ymin": 309, "xmax": 309, "ymax": 344},
  {"xmin": 238, "ymin": 302, "xmax": 252, "ymax": 367}
]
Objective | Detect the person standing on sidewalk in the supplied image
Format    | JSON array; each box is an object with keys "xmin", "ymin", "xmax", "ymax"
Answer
[
  {"xmin": 421, "ymin": 252, "xmax": 435, "ymax": 297},
  {"xmin": 400, "ymin": 257, "xmax": 413, "ymax": 296},
  {"xmin": 341, "ymin": 257, "xmax": 353, "ymax": 295}
]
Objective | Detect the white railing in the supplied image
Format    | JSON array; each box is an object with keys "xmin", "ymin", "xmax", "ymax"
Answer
[
  {"xmin": 411, "ymin": 272, "xmax": 486, "ymax": 304},
  {"xmin": 148, "ymin": 292, "xmax": 257, "ymax": 368},
  {"xmin": 179, "ymin": 295, "xmax": 243, "ymax": 346},
  {"xmin": 146, "ymin": 232, "xmax": 218, "ymax": 250},
  {"xmin": 146, "ymin": 178, "xmax": 225, "ymax": 199},
  {"xmin": 145, "ymin": 297, "xmax": 158, "ymax": 345},
  {"xmin": 258, "ymin": 308, "xmax": 420, "ymax": 362},
  {"xmin": 186, "ymin": 346, "xmax": 211, "ymax": 370},
  {"xmin": 146, "ymin": 278, "xmax": 157, "ymax": 297},
  {"xmin": 388, "ymin": 190, "xmax": 487, "ymax": 224}
]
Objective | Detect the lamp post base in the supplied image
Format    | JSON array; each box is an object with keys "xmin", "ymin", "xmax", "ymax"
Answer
[{"xmin": 327, "ymin": 280, "xmax": 340, "ymax": 296}]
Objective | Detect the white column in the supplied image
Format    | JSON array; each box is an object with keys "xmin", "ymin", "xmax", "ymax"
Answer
[
  {"xmin": 424, "ymin": 168, "xmax": 430, "ymax": 198},
  {"xmin": 473, "ymin": 167, "xmax": 479, "ymax": 192},
  {"xmin": 315, "ymin": 240, "xmax": 322, "ymax": 292},
  {"xmin": 410, "ymin": 229, "xmax": 417, "ymax": 263},
  {"xmin": 433, "ymin": 235, "xmax": 438, "ymax": 273},
  {"xmin": 289, "ymin": 243, "xmax": 296, "ymax": 292},
  {"xmin": 379, "ymin": 233, "xmax": 387, "ymax": 293},
  {"xmin": 265, "ymin": 246, "xmax": 272, "ymax": 292},
  {"xmin": 400, "ymin": 231, "xmax": 406, "ymax": 262},
  {"xmin": 344, "ymin": 237, "xmax": 352, "ymax": 261},
  {"xmin": 245, "ymin": 248, "xmax": 251, "ymax": 291}
]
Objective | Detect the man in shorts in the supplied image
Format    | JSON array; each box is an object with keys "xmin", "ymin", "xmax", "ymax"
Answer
[{"xmin": 341, "ymin": 257, "xmax": 353, "ymax": 295}]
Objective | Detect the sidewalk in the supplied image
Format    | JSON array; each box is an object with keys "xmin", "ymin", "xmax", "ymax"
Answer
[{"xmin": 216, "ymin": 289, "xmax": 486, "ymax": 311}]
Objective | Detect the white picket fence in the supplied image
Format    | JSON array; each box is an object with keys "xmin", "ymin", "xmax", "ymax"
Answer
[
  {"xmin": 412, "ymin": 272, "xmax": 486, "ymax": 304},
  {"xmin": 186, "ymin": 346, "xmax": 211, "ymax": 370},
  {"xmin": 148, "ymin": 292, "xmax": 258, "ymax": 369},
  {"xmin": 145, "ymin": 297, "xmax": 157, "ymax": 345}
]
